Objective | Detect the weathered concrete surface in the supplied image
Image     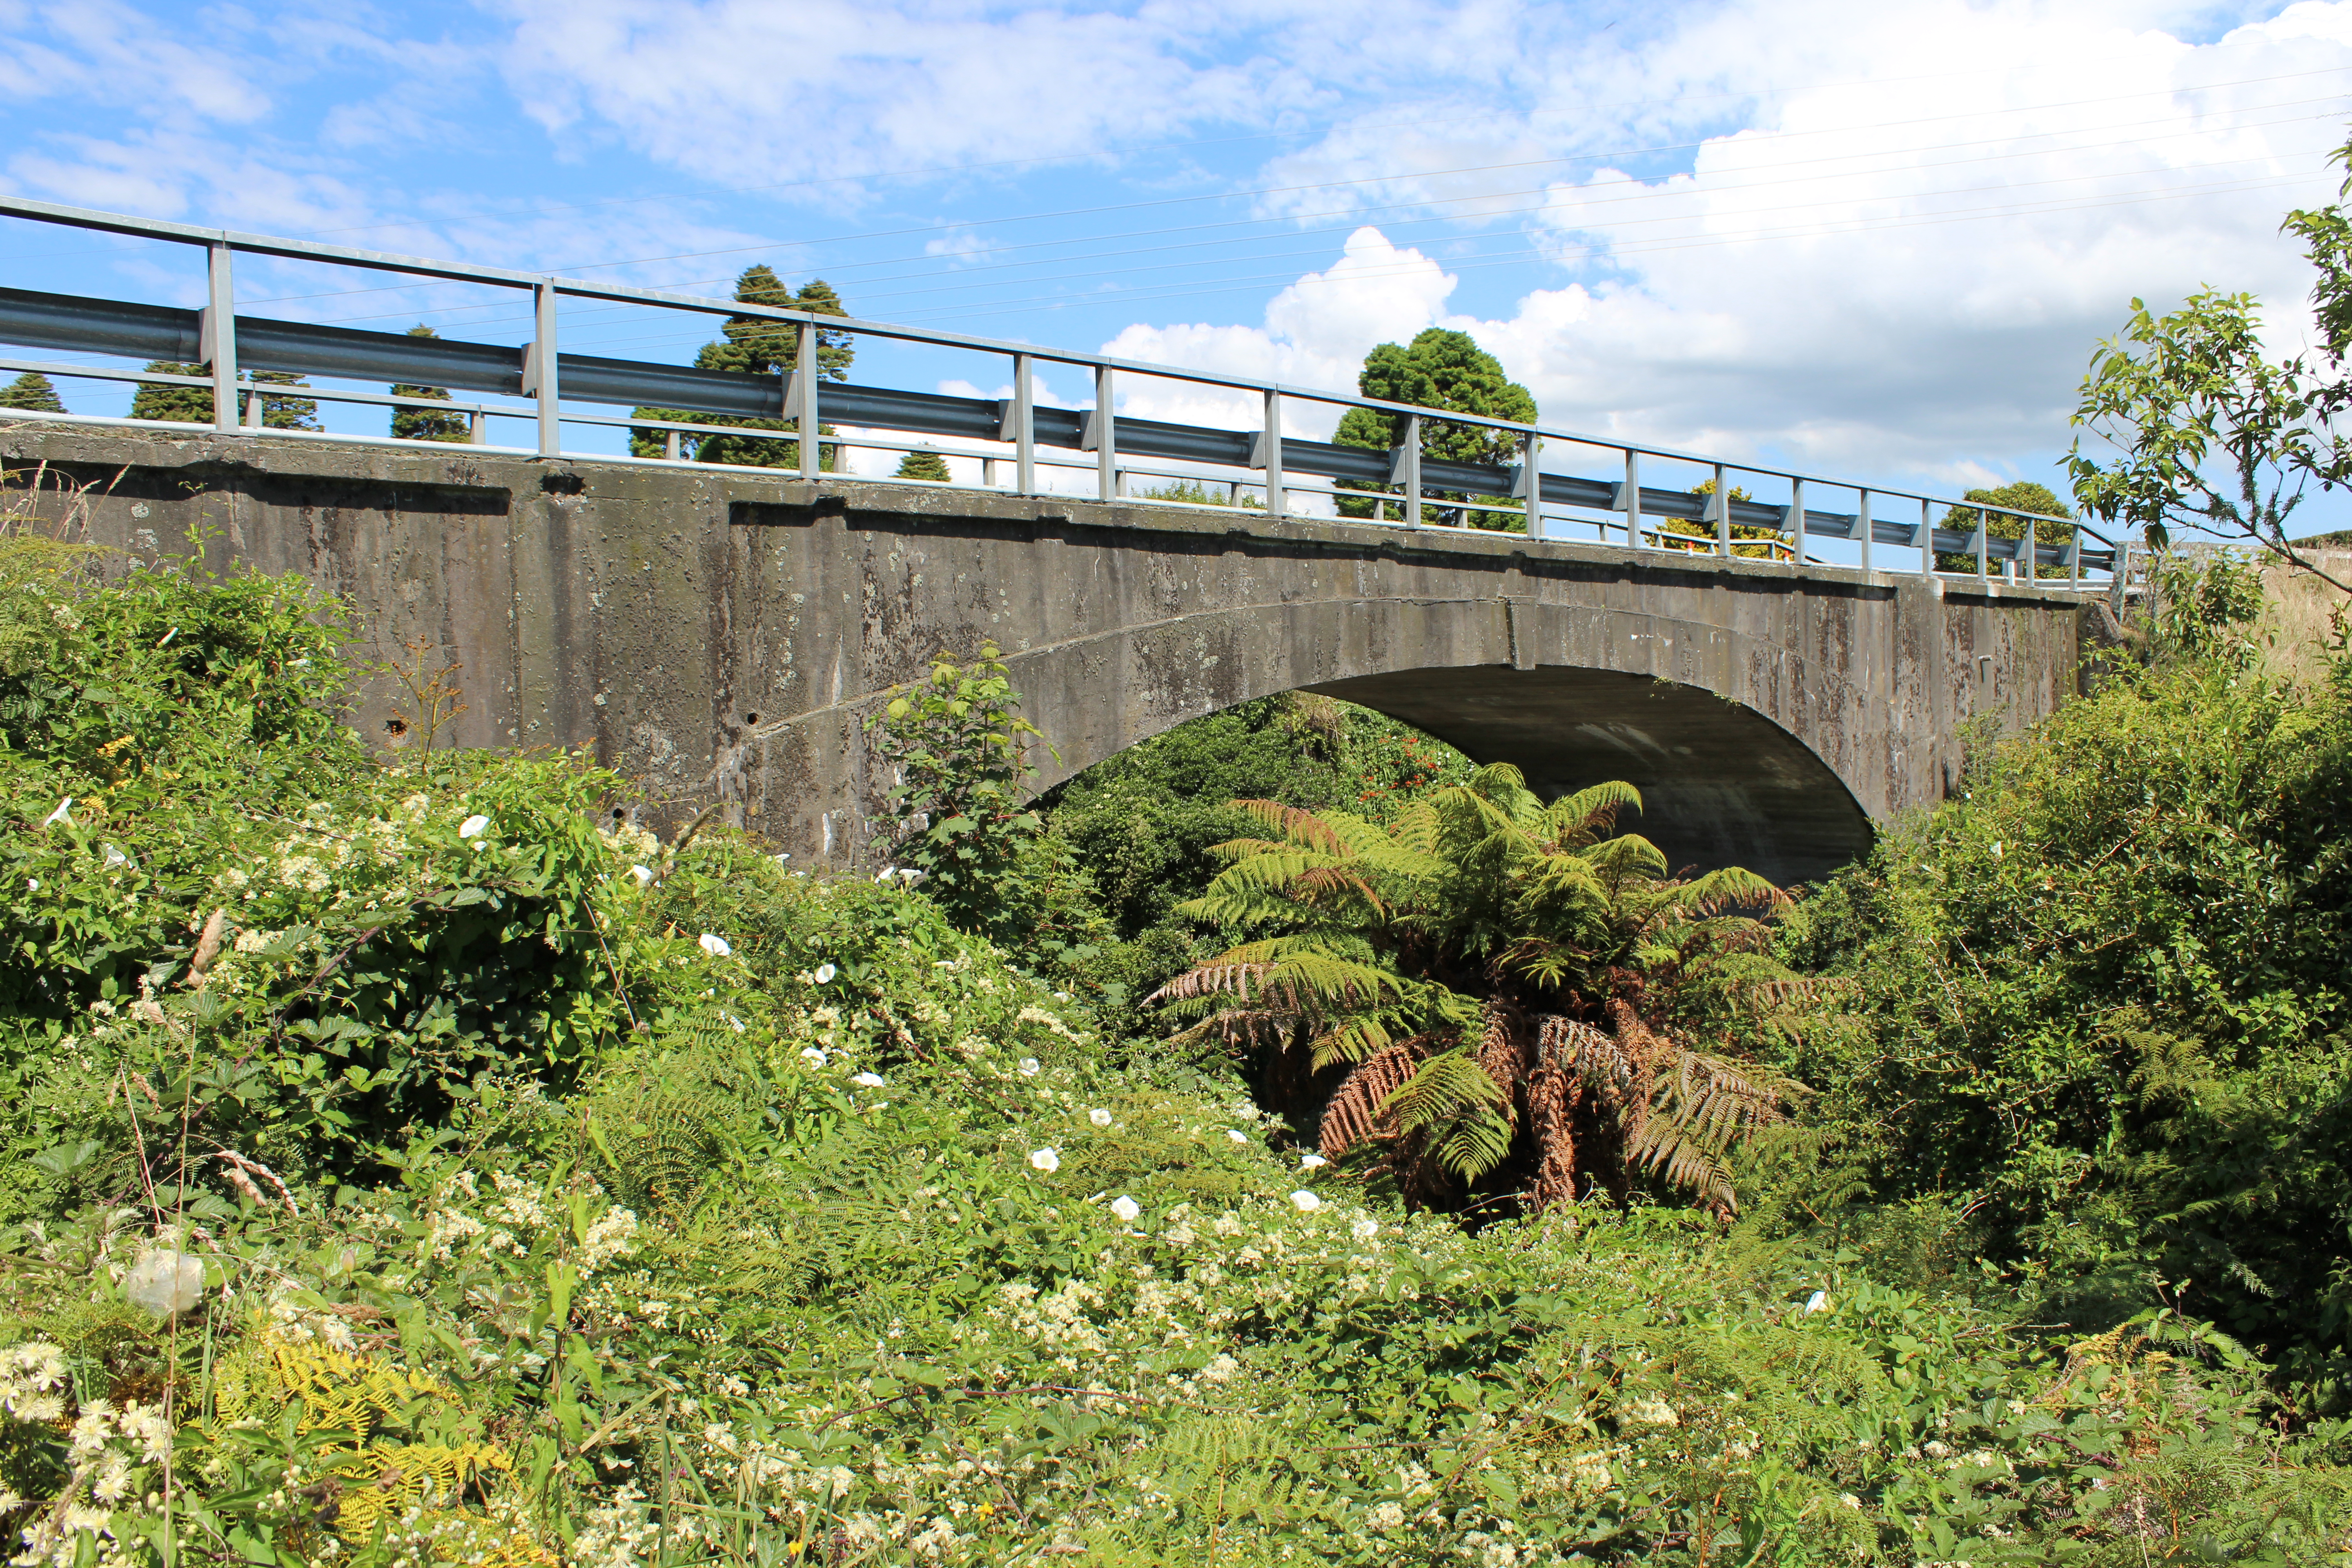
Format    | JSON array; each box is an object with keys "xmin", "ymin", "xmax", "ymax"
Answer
[{"xmin": 9, "ymin": 426, "xmax": 2088, "ymax": 885}]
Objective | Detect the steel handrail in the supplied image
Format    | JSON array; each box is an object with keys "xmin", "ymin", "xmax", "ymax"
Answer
[{"xmin": 0, "ymin": 194, "xmax": 2109, "ymax": 585}]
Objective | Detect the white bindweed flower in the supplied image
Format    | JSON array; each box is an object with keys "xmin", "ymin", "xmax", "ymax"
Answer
[
  {"xmin": 1018, "ymin": 1058, "xmax": 1039, "ymax": 1077},
  {"xmin": 458, "ymin": 814, "xmax": 490, "ymax": 839},
  {"xmin": 42, "ymin": 798, "xmax": 71, "ymax": 828},
  {"xmin": 26, "ymin": 879, "xmax": 38, "ymax": 892},
  {"xmin": 698, "ymin": 932, "xmax": 733, "ymax": 958},
  {"xmin": 629, "ymin": 863, "xmax": 653, "ymax": 887},
  {"xmin": 1804, "ymin": 1290, "xmax": 1829, "ymax": 1314},
  {"xmin": 1109, "ymin": 1195, "xmax": 1141, "ymax": 1223},
  {"xmin": 102, "ymin": 844, "xmax": 131, "ymax": 868},
  {"xmin": 853, "ymin": 1072, "xmax": 885, "ymax": 1088},
  {"xmin": 1028, "ymin": 1147, "xmax": 1060, "ymax": 1174},
  {"xmin": 1299, "ymin": 1153, "xmax": 1328, "ymax": 1170},
  {"xmin": 1088, "ymin": 1108, "xmax": 1112, "ymax": 1127},
  {"xmin": 1226, "ymin": 1129, "xmax": 1249, "ymax": 1145},
  {"xmin": 1289, "ymin": 1190, "xmax": 1322, "ymax": 1212},
  {"xmin": 1351, "ymin": 1217, "xmax": 1380, "ymax": 1240},
  {"xmin": 813, "ymin": 962, "xmax": 837, "ymax": 985},
  {"xmin": 800, "ymin": 1047, "xmax": 828, "ymax": 1067},
  {"xmin": 876, "ymin": 867, "xmax": 898, "ymax": 884}
]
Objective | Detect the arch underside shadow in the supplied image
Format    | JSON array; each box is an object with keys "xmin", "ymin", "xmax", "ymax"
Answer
[{"xmin": 1306, "ymin": 666, "xmax": 1873, "ymax": 888}]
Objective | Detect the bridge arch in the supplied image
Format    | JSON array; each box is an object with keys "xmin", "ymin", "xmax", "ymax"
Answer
[{"xmin": 747, "ymin": 584, "xmax": 1882, "ymax": 886}]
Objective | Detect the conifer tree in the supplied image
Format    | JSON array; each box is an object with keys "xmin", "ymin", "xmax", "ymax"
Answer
[
  {"xmin": 129, "ymin": 363, "xmax": 211, "ymax": 424},
  {"xmin": 0, "ymin": 372, "xmax": 64, "ymax": 412},
  {"xmin": 1332, "ymin": 329, "xmax": 1536, "ymax": 529},
  {"xmin": 130, "ymin": 363, "xmax": 319, "ymax": 429},
  {"xmin": 390, "ymin": 325, "xmax": 470, "ymax": 442},
  {"xmin": 894, "ymin": 448, "xmax": 951, "ymax": 482},
  {"xmin": 630, "ymin": 266, "xmax": 854, "ymax": 467}
]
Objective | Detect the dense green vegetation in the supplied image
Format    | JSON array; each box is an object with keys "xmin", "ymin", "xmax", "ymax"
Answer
[
  {"xmin": 1774, "ymin": 610, "xmax": 2352, "ymax": 1399},
  {"xmin": 8, "ymin": 479, "xmax": 2352, "ymax": 1566}
]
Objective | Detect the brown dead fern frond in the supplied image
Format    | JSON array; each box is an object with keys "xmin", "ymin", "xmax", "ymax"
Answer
[
  {"xmin": 1288, "ymin": 863, "xmax": 1384, "ymax": 908},
  {"xmin": 1319, "ymin": 1039, "xmax": 1430, "ymax": 1158},
  {"xmin": 1230, "ymin": 799, "xmax": 1349, "ymax": 856},
  {"xmin": 1147, "ymin": 962, "xmax": 1279, "ymax": 1007},
  {"xmin": 1475, "ymin": 999, "xmax": 1529, "ymax": 1110},
  {"xmin": 1525, "ymin": 1014, "xmax": 1613, "ymax": 1211}
]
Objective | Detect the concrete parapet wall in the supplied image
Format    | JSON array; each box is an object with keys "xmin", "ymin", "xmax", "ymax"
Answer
[{"xmin": 5, "ymin": 425, "xmax": 2087, "ymax": 885}]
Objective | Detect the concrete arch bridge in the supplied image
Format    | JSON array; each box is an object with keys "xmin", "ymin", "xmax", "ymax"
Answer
[{"xmin": 19, "ymin": 430, "xmax": 2092, "ymax": 886}]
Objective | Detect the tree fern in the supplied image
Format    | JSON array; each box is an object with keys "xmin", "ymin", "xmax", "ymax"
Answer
[{"xmin": 1154, "ymin": 764, "xmax": 1806, "ymax": 1215}]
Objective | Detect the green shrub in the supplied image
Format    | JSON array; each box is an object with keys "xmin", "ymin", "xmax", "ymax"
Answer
[{"xmin": 1771, "ymin": 654, "xmax": 2352, "ymax": 1399}]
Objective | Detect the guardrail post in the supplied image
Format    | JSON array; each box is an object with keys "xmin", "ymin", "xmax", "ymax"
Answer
[
  {"xmin": 2022, "ymin": 514, "xmax": 2037, "ymax": 584},
  {"xmin": 1520, "ymin": 434, "xmax": 1542, "ymax": 538},
  {"xmin": 1713, "ymin": 461, "xmax": 1731, "ymax": 556},
  {"xmin": 524, "ymin": 279, "xmax": 561, "ymax": 457},
  {"xmin": 2064, "ymin": 529, "xmax": 2081, "ymax": 590},
  {"xmin": 1975, "ymin": 511, "xmax": 1990, "ymax": 580},
  {"xmin": 1785, "ymin": 478, "xmax": 1803, "ymax": 564},
  {"xmin": 1856, "ymin": 490, "xmax": 1872, "ymax": 575},
  {"xmin": 241, "ymin": 386, "xmax": 262, "ymax": 428},
  {"xmin": 1401, "ymin": 414, "xmax": 1421, "ymax": 529},
  {"xmin": 468, "ymin": 410, "xmax": 485, "ymax": 446},
  {"xmin": 1262, "ymin": 389, "xmax": 1285, "ymax": 519},
  {"xmin": 201, "ymin": 241, "xmax": 238, "ymax": 434},
  {"xmin": 665, "ymin": 429, "xmax": 681, "ymax": 461},
  {"xmin": 1094, "ymin": 366, "xmax": 1116, "ymax": 501},
  {"xmin": 797, "ymin": 321, "xmax": 821, "ymax": 479},
  {"xmin": 1011, "ymin": 353, "xmax": 1035, "ymax": 495},
  {"xmin": 1115, "ymin": 467, "xmax": 1129, "ymax": 498},
  {"xmin": 1625, "ymin": 450, "xmax": 1642, "ymax": 549}
]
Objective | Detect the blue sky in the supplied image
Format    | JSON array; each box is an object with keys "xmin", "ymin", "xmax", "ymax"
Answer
[{"xmin": 3, "ymin": 0, "xmax": 2350, "ymax": 536}]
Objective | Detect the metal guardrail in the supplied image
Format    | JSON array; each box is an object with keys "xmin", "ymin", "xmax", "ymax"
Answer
[{"xmin": 0, "ymin": 196, "xmax": 2115, "ymax": 584}]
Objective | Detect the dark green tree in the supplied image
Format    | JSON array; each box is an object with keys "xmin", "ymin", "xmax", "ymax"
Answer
[
  {"xmin": 894, "ymin": 448, "xmax": 951, "ymax": 482},
  {"xmin": 630, "ymin": 267, "xmax": 853, "ymax": 467},
  {"xmin": 0, "ymin": 372, "xmax": 64, "ymax": 412},
  {"xmin": 1658, "ymin": 478, "xmax": 1784, "ymax": 558},
  {"xmin": 1333, "ymin": 328, "xmax": 1537, "ymax": 529},
  {"xmin": 390, "ymin": 325, "xmax": 470, "ymax": 443},
  {"xmin": 130, "ymin": 364, "xmax": 319, "ymax": 429},
  {"xmin": 1937, "ymin": 479, "xmax": 2075, "ymax": 575}
]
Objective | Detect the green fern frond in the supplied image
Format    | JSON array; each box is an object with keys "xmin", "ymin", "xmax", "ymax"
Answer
[
  {"xmin": 1625, "ymin": 1047, "xmax": 1792, "ymax": 1213},
  {"xmin": 1379, "ymin": 1050, "xmax": 1505, "ymax": 1133},
  {"xmin": 1675, "ymin": 865, "xmax": 1791, "ymax": 916},
  {"xmin": 1548, "ymin": 781, "xmax": 1643, "ymax": 842},
  {"xmin": 1433, "ymin": 1106, "xmax": 1515, "ymax": 1179},
  {"xmin": 1582, "ymin": 833, "xmax": 1671, "ymax": 881}
]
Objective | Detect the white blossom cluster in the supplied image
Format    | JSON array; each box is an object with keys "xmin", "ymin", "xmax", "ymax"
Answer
[{"xmin": 6, "ymin": 1389, "xmax": 172, "ymax": 1568}]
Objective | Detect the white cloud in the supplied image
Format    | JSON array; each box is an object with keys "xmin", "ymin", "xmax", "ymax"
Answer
[
  {"xmin": 486, "ymin": 0, "xmax": 1273, "ymax": 191},
  {"xmin": 1100, "ymin": 0, "xmax": 2352, "ymax": 488},
  {"xmin": 0, "ymin": 0, "xmax": 273, "ymax": 123},
  {"xmin": 1102, "ymin": 227, "xmax": 1460, "ymax": 437}
]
